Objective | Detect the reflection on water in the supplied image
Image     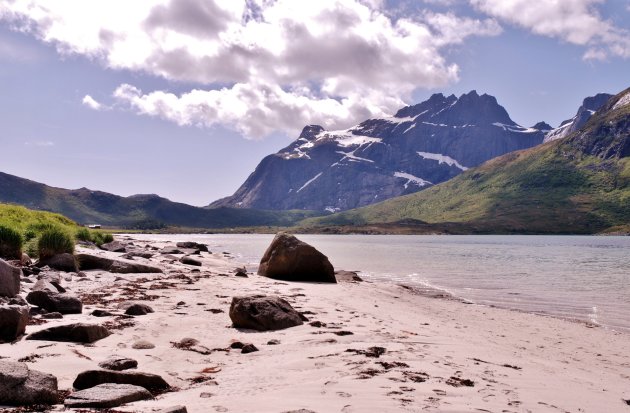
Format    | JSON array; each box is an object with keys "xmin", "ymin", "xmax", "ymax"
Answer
[{"xmin": 130, "ymin": 234, "xmax": 630, "ymax": 332}]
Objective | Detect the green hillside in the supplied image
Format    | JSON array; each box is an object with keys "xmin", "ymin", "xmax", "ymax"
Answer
[
  {"xmin": 302, "ymin": 88, "xmax": 630, "ymax": 234},
  {"xmin": 0, "ymin": 173, "xmax": 321, "ymax": 229}
]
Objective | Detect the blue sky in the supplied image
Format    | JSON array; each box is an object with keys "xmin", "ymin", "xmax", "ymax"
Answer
[{"xmin": 1, "ymin": 0, "xmax": 629, "ymax": 206}]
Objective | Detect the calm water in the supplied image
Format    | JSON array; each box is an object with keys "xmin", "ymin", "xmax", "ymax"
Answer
[{"xmin": 131, "ymin": 234, "xmax": 630, "ymax": 332}]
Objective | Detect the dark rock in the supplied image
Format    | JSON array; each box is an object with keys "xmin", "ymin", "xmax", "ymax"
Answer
[
  {"xmin": 99, "ymin": 241, "xmax": 127, "ymax": 253},
  {"xmin": 0, "ymin": 259, "xmax": 21, "ymax": 298},
  {"xmin": 241, "ymin": 343, "xmax": 259, "ymax": 354},
  {"xmin": 41, "ymin": 312, "xmax": 63, "ymax": 319},
  {"xmin": 98, "ymin": 357, "xmax": 138, "ymax": 371},
  {"xmin": 267, "ymin": 339, "xmax": 281, "ymax": 345},
  {"xmin": 91, "ymin": 309, "xmax": 114, "ymax": 317},
  {"xmin": 160, "ymin": 247, "xmax": 182, "ymax": 255},
  {"xmin": 124, "ymin": 303, "xmax": 154, "ymax": 316},
  {"xmin": 64, "ymin": 383, "xmax": 152, "ymax": 408},
  {"xmin": 234, "ymin": 268, "xmax": 248, "ymax": 278},
  {"xmin": 230, "ymin": 341, "xmax": 245, "ymax": 349},
  {"xmin": 37, "ymin": 253, "xmax": 78, "ymax": 272},
  {"xmin": 176, "ymin": 242, "xmax": 209, "ymax": 252},
  {"xmin": 121, "ymin": 251, "xmax": 154, "ymax": 259},
  {"xmin": 26, "ymin": 323, "xmax": 110, "ymax": 343},
  {"xmin": 0, "ymin": 305, "xmax": 29, "ymax": 342},
  {"xmin": 229, "ymin": 295, "xmax": 304, "ymax": 331},
  {"xmin": 73, "ymin": 369, "xmax": 170, "ymax": 392},
  {"xmin": 26, "ymin": 290, "xmax": 82, "ymax": 314},
  {"xmin": 76, "ymin": 254, "xmax": 163, "ymax": 274},
  {"xmin": 159, "ymin": 406, "xmax": 188, "ymax": 413},
  {"xmin": 258, "ymin": 233, "xmax": 335, "ymax": 283},
  {"xmin": 0, "ymin": 361, "xmax": 58, "ymax": 406},
  {"xmin": 180, "ymin": 256, "xmax": 202, "ymax": 266}
]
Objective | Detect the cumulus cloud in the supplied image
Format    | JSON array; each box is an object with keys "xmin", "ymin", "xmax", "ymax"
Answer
[
  {"xmin": 470, "ymin": 0, "xmax": 630, "ymax": 60},
  {"xmin": 82, "ymin": 95, "xmax": 103, "ymax": 110},
  {"xmin": 0, "ymin": 0, "xmax": 501, "ymax": 137}
]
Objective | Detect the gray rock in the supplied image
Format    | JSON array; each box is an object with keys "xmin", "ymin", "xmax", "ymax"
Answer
[
  {"xmin": 98, "ymin": 357, "xmax": 138, "ymax": 371},
  {"xmin": 121, "ymin": 251, "xmax": 154, "ymax": 259},
  {"xmin": 26, "ymin": 290, "xmax": 82, "ymax": 314},
  {"xmin": 159, "ymin": 406, "xmax": 188, "ymax": 413},
  {"xmin": 124, "ymin": 303, "xmax": 154, "ymax": 316},
  {"xmin": 76, "ymin": 254, "xmax": 163, "ymax": 274},
  {"xmin": 0, "ymin": 305, "xmax": 29, "ymax": 342},
  {"xmin": 20, "ymin": 254, "xmax": 32, "ymax": 266},
  {"xmin": 37, "ymin": 253, "xmax": 78, "ymax": 272},
  {"xmin": 258, "ymin": 233, "xmax": 336, "ymax": 283},
  {"xmin": 179, "ymin": 256, "xmax": 201, "ymax": 266},
  {"xmin": 160, "ymin": 247, "xmax": 182, "ymax": 255},
  {"xmin": 176, "ymin": 241, "xmax": 209, "ymax": 252},
  {"xmin": 64, "ymin": 383, "xmax": 152, "ymax": 408},
  {"xmin": 41, "ymin": 312, "xmax": 63, "ymax": 319},
  {"xmin": 91, "ymin": 309, "xmax": 114, "ymax": 317},
  {"xmin": 99, "ymin": 241, "xmax": 127, "ymax": 253},
  {"xmin": 229, "ymin": 295, "xmax": 304, "ymax": 331},
  {"xmin": 26, "ymin": 323, "xmax": 110, "ymax": 343},
  {"xmin": 0, "ymin": 259, "xmax": 21, "ymax": 298},
  {"xmin": 334, "ymin": 270, "xmax": 364, "ymax": 282},
  {"xmin": 0, "ymin": 361, "xmax": 58, "ymax": 406},
  {"xmin": 32, "ymin": 279, "xmax": 60, "ymax": 293},
  {"xmin": 73, "ymin": 369, "xmax": 170, "ymax": 392}
]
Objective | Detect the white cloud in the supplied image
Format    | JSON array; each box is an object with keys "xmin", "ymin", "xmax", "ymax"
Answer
[
  {"xmin": 82, "ymin": 95, "xmax": 103, "ymax": 110},
  {"xmin": 0, "ymin": 0, "xmax": 501, "ymax": 138},
  {"xmin": 470, "ymin": 0, "xmax": 630, "ymax": 60}
]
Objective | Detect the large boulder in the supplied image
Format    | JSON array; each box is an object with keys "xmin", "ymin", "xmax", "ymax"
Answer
[
  {"xmin": 64, "ymin": 383, "xmax": 152, "ymax": 408},
  {"xmin": 73, "ymin": 369, "xmax": 170, "ymax": 392},
  {"xmin": 0, "ymin": 259, "xmax": 21, "ymax": 297},
  {"xmin": 99, "ymin": 241, "xmax": 127, "ymax": 253},
  {"xmin": 229, "ymin": 295, "xmax": 304, "ymax": 331},
  {"xmin": 26, "ymin": 323, "xmax": 110, "ymax": 343},
  {"xmin": 26, "ymin": 290, "xmax": 82, "ymax": 314},
  {"xmin": 258, "ymin": 233, "xmax": 335, "ymax": 283},
  {"xmin": 0, "ymin": 361, "xmax": 58, "ymax": 406},
  {"xmin": 37, "ymin": 253, "xmax": 78, "ymax": 272},
  {"xmin": 76, "ymin": 254, "xmax": 163, "ymax": 274},
  {"xmin": 0, "ymin": 305, "xmax": 29, "ymax": 342}
]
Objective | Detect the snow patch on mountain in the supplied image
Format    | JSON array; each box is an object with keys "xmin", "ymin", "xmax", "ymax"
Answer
[
  {"xmin": 394, "ymin": 172, "xmax": 432, "ymax": 189},
  {"xmin": 493, "ymin": 123, "xmax": 537, "ymax": 133},
  {"xmin": 417, "ymin": 152, "xmax": 468, "ymax": 171},
  {"xmin": 613, "ymin": 92, "xmax": 630, "ymax": 111},
  {"xmin": 296, "ymin": 172, "xmax": 323, "ymax": 193}
]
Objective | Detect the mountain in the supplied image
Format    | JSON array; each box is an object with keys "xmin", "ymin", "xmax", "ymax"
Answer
[
  {"xmin": 302, "ymin": 88, "xmax": 630, "ymax": 234},
  {"xmin": 211, "ymin": 91, "xmax": 548, "ymax": 212},
  {"xmin": 0, "ymin": 172, "xmax": 320, "ymax": 229},
  {"xmin": 544, "ymin": 93, "xmax": 613, "ymax": 142}
]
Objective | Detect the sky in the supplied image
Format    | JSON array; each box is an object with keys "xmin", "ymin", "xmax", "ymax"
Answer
[{"xmin": 1, "ymin": 0, "xmax": 629, "ymax": 206}]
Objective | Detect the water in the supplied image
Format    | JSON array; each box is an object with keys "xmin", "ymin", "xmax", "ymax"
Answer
[{"xmin": 130, "ymin": 234, "xmax": 630, "ymax": 332}]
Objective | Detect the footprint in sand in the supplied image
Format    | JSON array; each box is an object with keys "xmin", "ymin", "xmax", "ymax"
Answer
[{"xmin": 337, "ymin": 392, "xmax": 352, "ymax": 398}]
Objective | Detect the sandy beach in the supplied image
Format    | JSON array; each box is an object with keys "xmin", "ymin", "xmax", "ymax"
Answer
[{"xmin": 2, "ymin": 235, "xmax": 629, "ymax": 413}]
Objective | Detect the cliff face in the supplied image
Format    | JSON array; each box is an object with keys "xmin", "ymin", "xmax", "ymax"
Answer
[{"xmin": 212, "ymin": 91, "xmax": 547, "ymax": 211}]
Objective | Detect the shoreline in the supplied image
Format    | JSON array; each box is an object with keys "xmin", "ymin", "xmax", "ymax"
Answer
[{"xmin": 2, "ymin": 235, "xmax": 629, "ymax": 412}]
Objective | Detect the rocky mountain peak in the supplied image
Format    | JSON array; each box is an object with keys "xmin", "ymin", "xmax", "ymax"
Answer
[
  {"xmin": 544, "ymin": 92, "xmax": 613, "ymax": 142},
  {"xmin": 532, "ymin": 121, "xmax": 553, "ymax": 132},
  {"xmin": 299, "ymin": 125, "xmax": 325, "ymax": 140}
]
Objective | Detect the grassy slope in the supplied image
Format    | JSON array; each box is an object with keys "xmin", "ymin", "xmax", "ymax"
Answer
[
  {"xmin": 0, "ymin": 203, "xmax": 79, "ymax": 233},
  {"xmin": 303, "ymin": 126, "xmax": 630, "ymax": 234}
]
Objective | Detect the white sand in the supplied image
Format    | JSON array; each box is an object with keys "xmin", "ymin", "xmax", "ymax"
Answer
[{"xmin": 2, "ymin": 236, "xmax": 629, "ymax": 413}]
